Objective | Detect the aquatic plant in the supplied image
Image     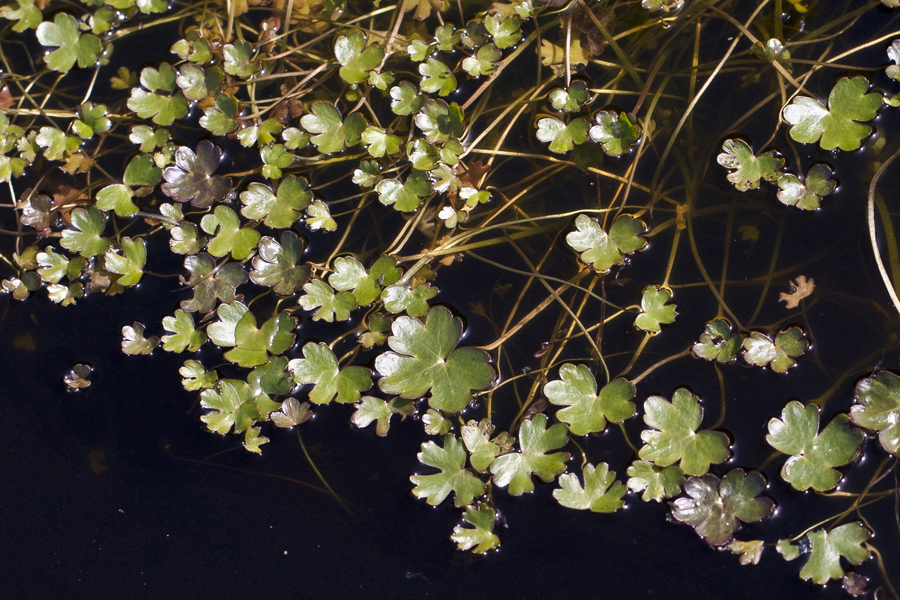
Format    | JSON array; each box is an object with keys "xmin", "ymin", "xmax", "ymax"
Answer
[{"xmin": 2, "ymin": 0, "xmax": 900, "ymax": 595}]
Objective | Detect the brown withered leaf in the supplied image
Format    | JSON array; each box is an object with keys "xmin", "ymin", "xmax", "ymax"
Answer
[{"xmin": 779, "ymin": 275, "xmax": 814, "ymax": 309}]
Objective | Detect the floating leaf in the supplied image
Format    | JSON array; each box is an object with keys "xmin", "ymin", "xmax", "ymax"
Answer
[
  {"xmin": 390, "ymin": 81, "xmax": 424, "ymax": 116},
  {"xmin": 423, "ymin": 408, "xmax": 453, "ymax": 436},
  {"xmin": 549, "ymin": 80, "xmax": 590, "ymax": 112},
  {"xmin": 121, "ymin": 321, "xmax": 158, "ymax": 355},
  {"xmin": 161, "ymin": 141, "xmax": 232, "ymax": 208},
  {"xmin": 288, "ymin": 342, "xmax": 372, "ymax": 404},
  {"xmin": 381, "ymin": 283, "xmax": 438, "ymax": 316},
  {"xmin": 716, "ymin": 138, "xmax": 784, "ymax": 191},
  {"xmin": 299, "ymin": 279, "xmax": 357, "ymax": 322},
  {"xmin": 376, "ymin": 171, "xmax": 432, "ymax": 212},
  {"xmin": 543, "ymin": 364, "xmax": 635, "ymax": 435},
  {"xmin": 741, "ymin": 327, "xmax": 808, "ymax": 373},
  {"xmin": 670, "ymin": 469, "xmax": 774, "ymax": 546},
  {"xmin": 305, "ymin": 200, "xmax": 337, "ymax": 232},
  {"xmin": 95, "ymin": 184, "xmax": 138, "ymax": 218},
  {"xmin": 728, "ymin": 540, "xmax": 765, "ymax": 566},
  {"xmin": 461, "ymin": 419, "xmax": 512, "ymax": 473},
  {"xmin": 223, "ymin": 39, "xmax": 256, "ymax": 78},
  {"xmin": 635, "ymin": 285, "xmax": 677, "ymax": 333},
  {"xmin": 626, "ymin": 459, "xmax": 685, "ymax": 502},
  {"xmin": 270, "ymin": 397, "xmax": 313, "ymax": 428},
  {"xmin": 887, "ymin": 40, "xmax": 900, "ymax": 82},
  {"xmin": 776, "ymin": 165, "xmax": 836, "ymax": 210},
  {"xmin": 361, "ymin": 126, "xmax": 403, "ymax": 158},
  {"xmin": 104, "ymin": 237, "xmax": 146, "ymax": 286},
  {"xmin": 692, "ymin": 318, "xmax": 743, "ymax": 363},
  {"xmin": 553, "ymin": 462, "xmax": 626, "ymax": 513},
  {"xmin": 180, "ymin": 359, "xmax": 217, "ymax": 391},
  {"xmin": 179, "ymin": 253, "xmax": 247, "ymax": 314},
  {"xmin": 639, "ymin": 388, "xmax": 731, "ymax": 476},
  {"xmin": 589, "ymin": 111, "xmax": 641, "ymax": 156},
  {"xmin": 201, "ymin": 205, "xmax": 261, "ymax": 260},
  {"xmin": 1, "ymin": 0, "xmax": 41, "ymax": 32},
  {"xmin": 451, "ymin": 505, "xmax": 500, "ymax": 554},
  {"xmin": 335, "ymin": 32, "xmax": 384, "ymax": 84},
  {"xmin": 414, "ymin": 99, "xmax": 464, "ymax": 144},
  {"xmin": 243, "ymin": 426, "xmax": 269, "ymax": 454},
  {"xmin": 800, "ymin": 522, "xmax": 871, "ymax": 585},
  {"xmin": 852, "ymin": 370, "xmax": 900, "ymax": 456},
  {"xmin": 161, "ymin": 309, "xmax": 207, "ymax": 353},
  {"xmin": 462, "ymin": 43, "xmax": 501, "ymax": 77},
  {"xmin": 419, "ymin": 58, "xmax": 457, "ymax": 96},
  {"xmin": 123, "ymin": 154, "xmax": 162, "ymax": 188},
  {"xmin": 127, "ymin": 64, "xmax": 189, "ymax": 126},
  {"xmin": 766, "ymin": 401, "xmax": 863, "ymax": 491},
  {"xmin": 36, "ymin": 13, "xmax": 102, "ymax": 72},
  {"xmin": 375, "ymin": 306, "xmax": 495, "ymax": 413},
  {"xmin": 300, "ymin": 102, "xmax": 366, "ymax": 154},
  {"xmin": 779, "ymin": 275, "xmax": 815, "ymax": 309},
  {"xmin": 782, "ymin": 77, "xmax": 881, "ymax": 151},
  {"xmin": 536, "ymin": 116, "xmax": 589, "ymax": 154},
  {"xmin": 63, "ymin": 363, "xmax": 92, "ymax": 390},
  {"xmin": 350, "ymin": 396, "xmax": 414, "ymax": 436},
  {"xmin": 249, "ymin": 231, "xmax": 310, "ymax": 296},
  {"xmin": 490, "ymin": 414, "xmax": 570, "ymax": 495},
  {"xmin": 329, "ymin": 255, "xmax": 402, "ymax": 306},
  {"xmin": 200, "ymin": 380, "xmax": 278, "ymax": 435},
  {"xmin": 208, "ymin": 302, "xmax": 297, "ymax": 368},
  {"xmin": 411, "ymin": 434, "xmax": 486, "ymax": 506},
  {"xmin": 60, "ymin": 207, "xmax": 109, "ymax": 257},
  {"xmin": 566, "ymin": 214, "xmax": 647, "ymax": 273}
]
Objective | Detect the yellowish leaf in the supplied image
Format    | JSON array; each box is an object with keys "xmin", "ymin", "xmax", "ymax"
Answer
[{"xmin": 779, "ymin": 275, "xmax": 814, "ymax": 309}]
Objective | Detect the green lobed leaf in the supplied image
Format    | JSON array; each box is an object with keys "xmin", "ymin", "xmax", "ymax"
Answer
[
  {"xmin": 350, "ymin": 396, "xmax": 414, "ymax": 436},
  {"xmin": 544, "ymin": 364, "xmax": 636, "ymax": 435},
  {"xmin": 335, "ymin": 32, "xmax": 384, "ymax": 84},
  {"xmin": 566, "ymin": 214, "xmax": 647, "ymax": 273},
  {"xmin": 741, "ymin": 327, "xmax": 808, "ymax": 373},
  {"xmin": 716, "ymin": 138, "xmax": 784, "ymax": 191},
  {"xmin": 782, "ymin": 77, "xmax": 882, "ymax": 151},
  {"xmin": 536, "ymin": 117, "xmax": 589, "ymax": 154},
  {"xmin": 161, "ymin": 309, "xmax": 207, "ymax": 353},
  {"xmin": 589, "ymin": 111, "xmax": 641, "ymax": 156},
  {"xmin": 692, "ymin": 318, "xmax": 743, "ymax": 363},
  {"xmin": 105, "ymin": 237, "xmax": 146, "ymax": 286},
  {"xmin": 201, "ymin": 205, "xmax": 261, "ymax": 260},
  {"xmin": 96, "ymin": 184, "xmax": 138, "ymax": 217},
  {"xmin": 451, "ymin": 505, "xmax": 500, "ymax": 554},
  {"xmin": 553, "ymin": 462, "xmax": 627, "ymax": 513},
  {"xmin": 289, "ymin": 342, "xmax": 372, "ymax": 404},
  {"xmin": 490, "ymin": 414, "xmax": 570, "ymax": 495},
  {"xmin": 299, "ymin": 279, "xmax": 358, "ymax": 322},
  {"xmin": 411, "ymin": 434, "xmax": 486, "ymax": 507},
  {"xmin": 36, "ymin": 13, "xmax": 102, "ymax": 72},
  {"xmin": 776, "ymin": 164, "xmax": 836, "ymax": 211},
  {"xmin": 669, "ymin": 469, "xmax": 775, "ymax": 546},
  {"xmin": 249, "ymin": 231, "xmax": 310, "ymax": 296},
  {"xmin": 626, "ymin": 459, "xmax": 685, "ymax": 502},
  {"xmin": 240, "ymin": 175, "xmax": 311, "ymax": 228},
  {"xmin": 461, "ymin": 419, "xmax": 513, "ymax": 473},
  {"xmin": 635, "ymin": 285, "xmax": 677, "ymax": 333},
  {"xmin": 851, "ymin": 370, "xmax": 900, "ymax": 456},
  {"xmin": 375, "ymin": 306, "xmax": 495, "ymax": 413},
  {"xmin": 766, "ymin": 401, "xmax": 863, "ymax": 492},
  {"xmin": 639, "ymin": 388, "xmax": 731, "ymax": 476},
  {"xmin": 60, "ymin": 207, "xmax": 109, "ymax": 257},
  {"xmin": 799, "ymin": 522, "xmax": 871, "ymax": 585},
  {"xmin": 300, "ymin": 102, "xmax": 366, "ymax": 154}
]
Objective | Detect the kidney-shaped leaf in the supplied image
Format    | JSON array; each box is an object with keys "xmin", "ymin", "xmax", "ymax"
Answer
[
  {"xmin": 766, "ymin": 401, "xmax": 863, "ymax": 491},
  {"xmin": 288, "ymin": 342, "xmax": 372, "ymax": 405},
  {"xmin": 639, "ymin": 388, "xmax": 731, "ymax": 476},
  {"xmin": 782, "ymin": 77, "xmax": 881, "ymax": 151},
  {"xmin": 553, "ymin": 462, "xmax": 626, "ymax": 513},
  {"xmin": 489, "ymin": 414, "xmax": 570, "ymax": 495},
  {"xmin": 375, "ymin": 306, "xmax": 495, "ymax": 412},
  {"xmin": 411, "ymin": 434, "xmax": 486, "ymax": 507},
  {"xmin": 852, "ymin": 370, "xmax": 900, "ymax": 456},
  {"xmin": 799, "ymin": 522, "xmax": 871, "ymax": 585},
  {"xmin": 566, "ymin": 213, "xmax": 647, "ymax": 273},
  {"xmin": 670, "ymin": 469, "xmax": 775, "ymax": 546},
  {"xmin": 161, "ymin": 141, "xmax": 232, "ymax": 208},
  {"xmin": 544, "ymin": 364, "xmax": 635, "ymax": 435}
]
